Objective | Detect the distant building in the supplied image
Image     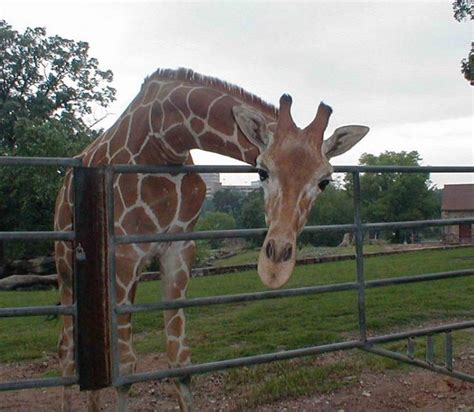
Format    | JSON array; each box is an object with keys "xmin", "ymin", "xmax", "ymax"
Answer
[
  {"xmin": 219, "ymin": 183, "xmax": 261, "ymax": 195},
  {"xmin": 201, "ymin": 173, "xmax": 222, "ymax": 197},
  {"xmin": 202, "ymin": 173, "xmax": 261, "ymax": 198},
  {"xmin": 441, "ymin": 184, "xmax": 474, "ymax": 243}
]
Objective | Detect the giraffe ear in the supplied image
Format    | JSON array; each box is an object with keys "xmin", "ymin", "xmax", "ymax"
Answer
[
  {"xmin": 323, "ymin": 125, "xmax": 369, "ymax": 159},
  {"xmin": 233, "ymin": 105, "xmax": 269, "ymax": 150}
]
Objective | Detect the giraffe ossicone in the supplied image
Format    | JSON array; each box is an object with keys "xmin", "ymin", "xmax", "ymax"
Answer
[{"xmin": 54, "ymin": 67, "xmax": 369, "ymax": 411}]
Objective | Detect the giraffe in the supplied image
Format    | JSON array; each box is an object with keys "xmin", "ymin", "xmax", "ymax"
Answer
[{"xmin": 54, "ymin": 68, "xmax": 369, "ymax": 411}]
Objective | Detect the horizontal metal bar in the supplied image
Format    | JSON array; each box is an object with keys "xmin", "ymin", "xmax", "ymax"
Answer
[
  {"xmin": 369, "ymin": 320, "xmax": 474, "ymax": 344},
  {"xmin": 0, "ymin": 156, "xmax": 81, "ymax": 167},
  {"xmin": 366, "ymin": 269, "xmax": 474, "ymax": 288},
  {"xmin": 334, "ymin": 165, "xmax": 474, "ymax": 174},
  {"xmin": 116, "ymin": 228, "xmax": 267, "ymax": 244},
  {"xmin": 0, "ymin": 376, "xmax": 77, "ymax": 392},
  {"xmin": 116, "ymin": 282, "xmax": 358, "ymax": 314},
  {"xmin": 112, "ymin": 164, "xmax": 257, "ymax": 174},
  {"xmin": 115, "ymin": 339, "xmax": 364, "ymax": 386},
  {"xmin": 363, "ymin": 346, "xmax": 474, "ymax": 383},
  {"xmin": 115, "ymin": 224, "xmax": 354, "ymax": 244},
  {"xmin": 0, "ymin": 159, "xmax": 471, "ymax": 174},
  {"xmin": 0, "ymin": 231, "xmax": 75, "ymax": 241},
  {"xmin": 0, "ymin": 304, "xmax": 76, "ymax": 318},
  {"xmin": 116, "ymin": 320, "xmax": 474, "ymax": 385},
  {"xmin": 363, "ymin": 217, "xmax": 474, "ymax": 231},
  {"xmin": 111, "ymin": 164, "xmax": 474, "ymax": 175},
  {"xmin": 117, "ymin": 269, "xmax": 474, "ymax": 314},
  {"xmin": 115, "ymin": 217, "xmax": 474, "ymax": 245}
]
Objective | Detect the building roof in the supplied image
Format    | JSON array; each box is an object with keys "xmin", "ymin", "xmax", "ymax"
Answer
[{"xmin": 442, "ymin": 184, "xmax": 474, "ymax": 211}]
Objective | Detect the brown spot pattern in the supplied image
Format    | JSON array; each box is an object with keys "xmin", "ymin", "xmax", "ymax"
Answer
[
  {"xmin": 208, "ymin": 95, "xmax": 236, "ymax": 135},
  {"xmin": 188, "ymin": 88, "xmax": 221, "ymax": 119},
  {"xmin": 110, "ymin": 148, "xmax": 131, "ymax": 164},
  {"xmin": 167, "ymin": 315, "xmax": 184, "ymax": 337},
  {"xmin": 127, "ymin": 105, "xmax": 151, "ymax": 153},
  {"xmin": 90, "ymin": 143, "xmax": 108, "ymax": 166},
  {"xmin": 109, "ymin": 115, "xmax": 131, "ymax": 157},
  {"xmin": 167, "ymin": 340, "xmax": 179, "ymax": 362},
  {"xmin": 179, "ymin": 174, "xmax": 206, "ymax": 221},
  {"xmin": 162, "ymin": 100, "xmax": 184, "ymax": 131},
  {"xmin": 190, "ymin": 118, "xmax": 204, "ymax": 134},
  {"xmin": 117, "ymin": 174, "xmax": 139, "ymax": 208},
  {"xmin": 199, "ymin": 131, "xmax": 226, "ymax": 153},
  {"xmin": 121, "ymin": 206, "xmax": 157, "ymax": 235},
  {"xmin": 169, "ymin": 87, "xmax": 191, "ymax": 118},
  {"xmin": 164, "ymin": 125, "xmax": 195, "ymax": 153},
  {"xmin": 142, "ymin": 81, "xmax": 161, "ymax": 105},
  {"xmin": 141, "ymin": 176, "xmax": 178, "ymax": 227},
  {"xmin": 150, "ymin": 101, "xmax": 163, "ymax": 133}
]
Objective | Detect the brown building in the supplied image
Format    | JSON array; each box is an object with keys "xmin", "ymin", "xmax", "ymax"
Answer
[{"xmin": 441, "ymin": 184, "xmax": 474, "ymax": 243}]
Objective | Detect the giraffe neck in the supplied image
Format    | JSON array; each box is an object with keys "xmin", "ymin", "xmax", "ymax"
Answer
[{"xmin": 82, "ymin": 70, "xmax": 277, "ymax": 168}]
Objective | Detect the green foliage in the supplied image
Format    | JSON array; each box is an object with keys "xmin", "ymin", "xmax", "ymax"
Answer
[
  {"xmin": 452, "ymin": 1, "xmax": 473, "ymax": 85},
  {"xmin": 196, "ymin": 211, "xmax": 236, "ymax": 249},
  {"xmin": 345, "ymin": 151, "xmax": 439, "ymax": 242},
  {"xmin": 0, "ymin": 20, "xmax": 115, "ymax": 258},
  {"xmin": 238, "ymin": 190, "xmax": 266, "ymax": 246},
  {"xmin": 302, "ymin": 183, "xmax": 354, "ymax": 246},
  {"xmin": 212, "ymin": 189, "xmax": 245, "ymax": 223},
  {"xmin": 453, "ymin": 0, "xmax": 472, "ymax": 22}
]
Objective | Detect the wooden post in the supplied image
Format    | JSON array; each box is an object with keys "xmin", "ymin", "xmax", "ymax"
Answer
[{"xmin": 73, "ymin": 166, "xmax": 112, "ymax": 390}]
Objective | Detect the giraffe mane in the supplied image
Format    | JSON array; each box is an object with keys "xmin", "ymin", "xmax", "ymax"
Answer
[{"xmin": 145, "ymin": 67, "xmax": 278, "ymax": 118}]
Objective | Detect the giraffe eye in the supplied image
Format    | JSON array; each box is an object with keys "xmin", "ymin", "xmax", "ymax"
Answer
[
  {"xmin": 318, "ymin": 179, "xmax": 330, "ymax": 191},
  {"xmin": 258, "ymin": 169, "xmax": 269, "ymax": 182}
]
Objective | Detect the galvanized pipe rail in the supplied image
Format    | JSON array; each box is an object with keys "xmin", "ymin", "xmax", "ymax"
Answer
[
  {"xmin": 106, "ymin": 162, "xmax": 474, "ymax": 390},
  {"xmin": 0, "ymin": 156, "xmax": 81, "ymax": 392},
  {"xmin": 1, "ymin": 156, "xmax": 473, "ymax": 393}
]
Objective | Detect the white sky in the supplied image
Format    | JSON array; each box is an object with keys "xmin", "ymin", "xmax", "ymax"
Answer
[{"xmin": 2, "ymin": 1, "xmax": 472, "ymax": 187}]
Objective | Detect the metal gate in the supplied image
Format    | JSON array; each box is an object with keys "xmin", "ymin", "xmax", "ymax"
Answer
[{"xmin": 1, "ymin": 157, "xmax": 474, "ymax": 394}]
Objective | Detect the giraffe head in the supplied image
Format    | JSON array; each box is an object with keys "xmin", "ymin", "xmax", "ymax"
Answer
[{"xmin": 234, "ymin": 95, "xmax": 369, "ymax": 288}]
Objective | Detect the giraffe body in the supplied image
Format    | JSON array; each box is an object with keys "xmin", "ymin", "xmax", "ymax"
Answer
[{"xmin": 54, "ymin": 68, "xmax": 369, "ymax": 411}]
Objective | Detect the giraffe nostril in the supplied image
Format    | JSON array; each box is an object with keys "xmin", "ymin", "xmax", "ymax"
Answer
[
  {"xmin": 266, "ymin": 240, "xmax": 276, "ymax": 261},
  {"xmin": 281, "ymin": 244, "xmax": 293, "ymax": 262}
]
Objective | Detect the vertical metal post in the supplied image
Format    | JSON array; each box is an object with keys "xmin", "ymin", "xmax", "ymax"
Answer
[
  {"xmin": 426, "ymin": 335, "xmax": 434, "ymax": 364},
  {"xmin": 72, "ymin": 166, "xmax": 83, "ymax": 384},
  {"xmin": 74, "ymin": 167, "xmax": 112, "ymax": 390},
  {"xmin": 105, "ymin": 166, "xmax": 120, "ymax": 384},
  {"xmin": 407, "ymin": 337, "xmax": 415, "ymax": 359},
  {"xmin": 445, "ymin": 332, "xmax": 453, "ymax": 370},
  {"xmin": 353, "ymin": 172, "xmax": 367, "ymax": 342}
]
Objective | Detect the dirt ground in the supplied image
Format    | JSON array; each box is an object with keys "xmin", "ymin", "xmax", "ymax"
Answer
[{"xmin": 1, "ymin": 348, "xmax": 474, "ymax": 412}]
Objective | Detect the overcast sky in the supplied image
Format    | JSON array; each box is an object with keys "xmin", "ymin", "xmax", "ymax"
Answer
[{"xmin": 2, "ymin": 1, "xmax": 472, "ymax": 187}]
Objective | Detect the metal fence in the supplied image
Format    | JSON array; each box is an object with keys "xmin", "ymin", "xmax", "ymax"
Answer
[{"xmin": 1, "ymin": 157, "xmax": 474, "ymax": 394}]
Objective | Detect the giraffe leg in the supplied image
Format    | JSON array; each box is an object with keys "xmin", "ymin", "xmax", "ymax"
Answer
[
  {"xmin": 159, "ymin": 240, "xmax": 196, "ymax": 412},
  {"xmin": 113, "ymin": 251, "xmax": 142, "ymax": 411},
  {"xmin": 87, "ymin": 391, "xmax": 102, "ymax": 412},
  {"xmin": 56, "ymin": 241, "xmax": 77, "ymax": 412}
]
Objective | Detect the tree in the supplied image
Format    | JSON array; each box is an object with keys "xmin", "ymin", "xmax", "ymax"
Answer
[
  {"xmin": 345, "ymin": 151, "xmax": 440, "ymax": 242},
  {"xmin": 0, "ymin": 20, "xmax": 115, "ymax": 258},
  {"xmin": 302, "ymin": 184, "xmax": 354, "ymax": 247},
  {"xmin": 239, "ymin": 190, "xmax": 266, "ymax": 246},
  {"xmin": 212, "ymin": 189, "xmax": 245, "ymax": 223},
  {"xmin": 452, "ymin": 0, "xmax": 473, "ymax": 85},
  {"xmin": 195, "ymin": 211, "xmax": 236, "ymax": 249}
]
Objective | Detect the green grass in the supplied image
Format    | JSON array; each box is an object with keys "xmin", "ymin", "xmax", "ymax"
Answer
[
  {"xmin": 1, "ymin": 247, "xmax": 473, "ymax": 405},
  {"xmin": 213, "ymin": 243, "xmax": 419, "ymax": 267}
]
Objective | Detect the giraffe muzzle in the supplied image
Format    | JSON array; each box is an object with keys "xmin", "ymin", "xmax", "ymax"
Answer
[
  {"xmin": 258, "ymin": 238, "xmax": 296, "ymax": 289},
  {"xmin": 265, "ymin": 239, "xmax": 293, "ymax": 264}
]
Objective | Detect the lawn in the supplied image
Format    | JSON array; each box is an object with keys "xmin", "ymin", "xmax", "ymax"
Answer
[
  {"xmin": 1, "ymin": 247, "xmax": 473, "ymax": 406},
  {"xmin": 212, "ymin": 243, "xmax": 426, "ymax": 267}
]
